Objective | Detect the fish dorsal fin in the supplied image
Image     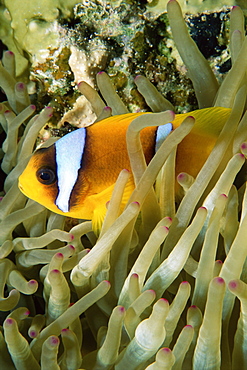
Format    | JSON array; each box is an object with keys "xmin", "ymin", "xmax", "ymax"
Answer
[
  {"xmin": 55, "ymin": 128, "xmax": 86, "ymax": 213},
  {"xmin": 155, "ymin": 123, "xmax": 173, "ymax": 152},
  {"xmin": 172, "ymin": 107, "xmax": 231, "ymax": 136}
]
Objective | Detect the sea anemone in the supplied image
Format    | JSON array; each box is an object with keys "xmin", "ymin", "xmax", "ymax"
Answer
[{"xmin": 0, "ymin": 0, "xmax": 247, "ymax": 369}]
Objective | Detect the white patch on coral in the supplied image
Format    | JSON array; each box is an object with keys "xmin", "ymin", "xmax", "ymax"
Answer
[
  {"xmin": 59, "ymin": 95, "xmax": 97, "ymax": 128},
  {"xmin": 69, "ymin": 44, "xmax": 108, "ymax": 85},
  {"xmin": 61, "ymin": 43, "xmax": 109, "ymax": 127}
]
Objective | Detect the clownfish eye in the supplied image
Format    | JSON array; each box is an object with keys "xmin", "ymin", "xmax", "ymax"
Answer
[{"xmin": 36, "ymin": 167, "xmax": 56, "ymax": 185}]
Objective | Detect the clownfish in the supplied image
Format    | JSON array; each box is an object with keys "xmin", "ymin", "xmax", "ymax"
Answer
[{"xmin": 18, "ymin": 107, "xmax": 231, "ymax": 230}]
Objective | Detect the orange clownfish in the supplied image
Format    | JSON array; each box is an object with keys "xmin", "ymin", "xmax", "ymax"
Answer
[{"xmin": 18, "ymin": 107, "xmax": 231, "ymax": 228}]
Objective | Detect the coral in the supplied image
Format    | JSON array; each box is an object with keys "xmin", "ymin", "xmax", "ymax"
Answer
[
  {"xmin": 1, "ymin": 0, "xmax": 79, "ymax": 75},
  {"xmin": 145, "ymin": 0, "xmax": 237, "ymax": 18},
  {"xmin": 0, "ymin": 0, "xmax": 247, "ymax": 369},
  {"xmin": 1, "ymin": 0, "xmax": 233, "ymax": 126}
]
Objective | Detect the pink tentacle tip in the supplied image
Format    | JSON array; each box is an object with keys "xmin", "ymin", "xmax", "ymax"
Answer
[
  {"xmin": 51, "ymin": 269, "xmax": 60, "ymax": 274},
  {"xmin": 169, "ymin": 110, "xmax": 175, "ymax": 118},
  {"xmin": 45, "ymin": 106, "xmax": 53, "ymax": 117},
  {"xmin": 215, "ymin": 277, "xmax": 225, "ymax": 284},
  {"xmin": 162, "ymin": 226, "xmax": 169, "ymax": 232},
  {"xmin": 68, "ymin": 244, "xmax": 75, "ymax": 251},
  {"xmin": 185, "ymin": 324, "xmax": 193, "ymax": 329},
  {"xmin": 69, "ymin": 234, "xmax": 75, "ymax": 241},
  {"xmin": 118, "ymin": 306, "xmax": 125, "ymax": 313},
  {"xmin": 241, "ymin": 142, "xmax": 247, "ymax": 150},
  {"xmin": 238, "ymin": 153, "xmax": 245, "ymax": 158},
  {"xmin": 177, "ymin": 173, "xmax": 185, "ymax": 180},
  {"xmin": 215, "ymin": 259, "xmax": 223, "ymax": 265},
  {"xmin": 30, "ymin": 104, "xmax": 36, "ymax": 110},
  {"xmin": 29, "ymin": 330, "xmax": 37, "ymax": 338},
  {"xmin": 162, "ymin": 347, "xmax": 172, "ymax": 353},
  {"xmin": 5, "ymin": 318, "xmax": 14, "ymax": 325},
  {"xmin": 229, "ymin": 280, "xmax": 238, "ymax": 289},
  {"xmin": 50, "ymin": 336, "xmax": 59, "ymax": 345},
  {"xmin": 61, "ymin": 328, "xmax": 69, "ymax": 333},
  {"xmin": 160, "ymin": 298, "xmax": 169, "ymax": 303},
  {"xmin": 29, "ymin": 279, "xmax": 37, "ymax": 286},
  {"xmin": 199, "ymin": 206, "xmax": 207, "ymax": 211},
  {"xmin": 220, "ymin": 193, "xmax": 227, "ymax": 198},
  {"xmin": 132, "ymin": 201, "xmax": 140, "ymax": 206},
  {"xmin": 16, "ymin": 82, "xmax": 25, "ymax": 90},
  {"xmin": 6, "ymin": 50, "xmax": 14, "ymax": 56},
  {"xmin": 134, "ymin": 75, "xmax": 142, "ymax": 81},
  {"xmin": 97, "ymin": 71, "xmax": 105, "ymax": 75},
  {"xmin": 181, "ymin": 281, "xmax": 189, "ymax": 285},
  {"xmin": 131, "ymin": 273, "xmax": 139, "ymax": 278},
  {"xmin": 104, "ymin": 106, "xmax": 112, "ymax": 111},
  {"xmin": 56, "ymin": 252, "xmax": 64, "ymax": 258},
  {"xmin": 190, "ymin": 305, "xmax": 197, "ymax": 309}
]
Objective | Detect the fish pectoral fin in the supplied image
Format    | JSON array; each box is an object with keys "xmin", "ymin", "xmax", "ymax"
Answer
[
  {"xmin": 120, "ymin": 177, "xmax": 135, "ymax": 208},
  {"xmin": 91, "ymin": 183, "xmax": 116, "ymax": 236},
  {"xmin": 91, "ymin": 177, "xmax": 135, "ymax": 236},
  {"xmin": 92, "ymin": 203, "xmax": 108, "ymax": 237}
]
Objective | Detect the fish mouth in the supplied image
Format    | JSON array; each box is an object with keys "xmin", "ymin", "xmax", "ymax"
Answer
[
  {"xmin": 18, "ymin": 181, "xmax": 23, "ymax": 191},
  {"xmin": 18, "ymin": 181, "xmax": 27, "ymax": 196}
]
